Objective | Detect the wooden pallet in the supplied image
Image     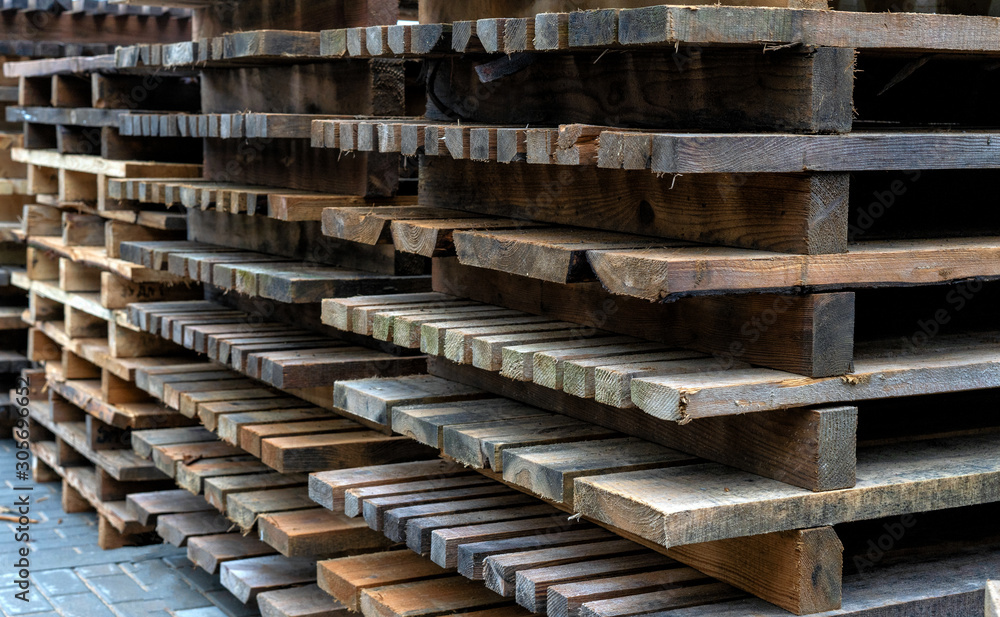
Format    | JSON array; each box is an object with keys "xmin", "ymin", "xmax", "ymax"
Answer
[
  {"xmin": 119, "ymin": 239, "xmax": 431, "ymax": 302},
  {"xmin": 124, "ymin": 299, "xmax": 430, "ymax": 394},
  {"xmin": 311, "ymin": 459, "xmax": 837, "ymax": 615},
  {"xmin": 107, "ymin": 176, "xmax": 417, "ymax": 222},
  {"xmin": 25, "ymin": 386, "xmax": 167, "ymax": 547},
  {"xmin": 105, "ymin": 8, "xmax": 1000, "ymax": 69},
  {"xmin": 6, "ymin": 2, "xmax": 1000, "ymax": 616}
]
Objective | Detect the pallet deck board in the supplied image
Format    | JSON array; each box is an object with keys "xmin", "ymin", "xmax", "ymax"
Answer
[
  {"xmin": 488, "ymin": 545, "xmax": 664, "ymax": 601},
  {"xmin": 309, "ymin": 459, "xmax": 471, "ymax": 512},
  {"xmin": 630, "ymin": 335, "xmax": 1000, "ymax": 421},
  {"xmin": 258, "ymin": 584, "xmax": 349, "ymax": 617},
  {"xmin": 220, "ymin": 554, "xmax": 318, "ymax": 603},
  {"xmin": 588, "ymin": 237, "xmax": 1000, "ymax": 300},
  {"xmin": 258, "ymin": 507, "xmax": 391, "ymax": 558},
  {"xmin": 188, "ymin": 532, "xmax": 278, "ymax": 574},
  {"xmin": 156, "ymin": 510, "xmax": 234, "ymax": 547},
  {"xmin": 575, "ymin": 433, "xmax": 1000, "ymax": 549},
  {"xmin": 318, "ymin": 550, "xmax": 450, "ymax": 612}
]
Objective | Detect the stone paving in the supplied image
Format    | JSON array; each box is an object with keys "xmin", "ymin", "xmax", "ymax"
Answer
[{"xmin": 0, "ymin": 440, "xmax": 260, "ymax": 617}]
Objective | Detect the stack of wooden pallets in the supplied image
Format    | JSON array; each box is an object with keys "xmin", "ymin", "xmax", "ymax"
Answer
[
  {"xmin": 0, "ymin": 0, "xmax": 192, "ymax": 427},
  {"xmin": 0, "ymin": 71, "xmax": 30, "ymax": 426},
  {"xmin": 1, "ymin": 1, "xmax": 198, "ymax": 547},
  {"xmin": 6, "ymin": 0, "xmax": 1000, "ymax": 616}
]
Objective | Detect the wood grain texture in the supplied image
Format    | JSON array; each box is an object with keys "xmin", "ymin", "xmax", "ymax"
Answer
[
  {"xmin": 433, "ymin": 258, "xmax": 854, "ymax": 377},
  {"xmin": 596, "ymin": 131, "xmax": 1000, "ymax": 174},
  {"xmin": 333, "ymin": 374, "xmax": 488, "ymax": 431},
  {"xmin": 361, "ymin": 576, "xmax": 502, "ymax": 617},
  {"xmin": 188, "ymin": 533, "xmax": 276, "ymax": 574},
  {"xmin": 575, "ymin": 433, "xmax": 1000, "ymax": 549},
  {"xmin": 258, "ymin": 507, "xmax": 391, "ymax": 557},
  {"xmin": 257, "ymin": 584, "xmax": 349, "ymax": 617},
  {"xmin": 418, "ymin": 1, "xmax": 826, "ymax": 33},
  {"xmin": 499, "ymin": 438, "xmax": 697, "ymax": 508},
  {"xmin": 421, "ymin": 159, "xmax": 849, "ymax": 255},
  {"xmin": 429, "ymin": 359, "xmax": 857, "ymax": 491},
  {"xmin": 318, "ymin": 550, "xmax": 449, "ymax": 612},
  {"xmin": 156, "ymin": 511, "xmax": 233, "ymax": 548},
  {"xmin": 638, "ymin": 535, "xmax": 1000, "ymax": 615},
  {"xmin": 261, "ymin": 431, "xmax": 439, "ymax": 473},
  {"xmin": 309, "ymin": 459, "xmax": 469, "ymax": 512},
  {"xmin": 630, "ymin": 336, "xmax": 1000, "ymax": 421},
  {"xmin": 512, "ymin": 551, "xmax": 671, "ymax": 610},
  {"xmin": 427, "ymin": 48, "xmax": 852, "ymax": 132},
  {"xmin": 204, "ymin": 138, "xmax": 397, "ymax": 197},
  {"xmin": 347, "ymin": 475, "xmax": 498, "ymax": 518},
  {"xmin": 616, "ymin": 5, "xmax": 1000, "ymax": 52},
  {"xmin": 392, "ymin": 398, "xmax": 550, "ymax": 448},
  {"xmin": 220, "ymin": 554, "xmax": 317, "ymax": 603},
  {"xmin": 588, "ymin": 238, "xmax": 1000, "ymax": 300},
  {"xmin": 195, "ymin": 0, "xmax": 397, "ymax": 39},
  {"xmin": 204, "ymin": 472, "xmax": 307, "ymax": 513}
]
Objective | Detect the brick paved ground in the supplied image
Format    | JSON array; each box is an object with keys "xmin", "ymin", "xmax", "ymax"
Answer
[{"xmin": 0, "ymin": 440, "xmax": 260, "ymax": 617}]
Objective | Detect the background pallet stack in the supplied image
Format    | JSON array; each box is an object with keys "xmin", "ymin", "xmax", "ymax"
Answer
[
  {"xmin": 0, "ymin": 53, "xmax": 30, "ymax": 428},
  {"xmin": 5, "ymin": 0, "xmax": 1000, "ymax": 616},
  {"xmin": 1, "ymin": 0, "xmax": 201, "ymax": 553},
  {"xmin": 0, "ymin": 0, "xmax": 192, "ymax": 428}
]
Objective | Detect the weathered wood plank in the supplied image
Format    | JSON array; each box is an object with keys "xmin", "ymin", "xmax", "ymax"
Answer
[
  {"xmin": 630, "ymin": 337, "xmax": 1000, "ymax": 421},
  {"xmin": 596, "ymin": 131, "xmax": 1000, "ymax": 174},
  {"xmin": 430, "ymin": 515, "xmax": 587, "ymax": 568},
  {"xmin": 235, "ymin": 417, "xmax": 355, "ymax": 457},
  {"xmin": 258, "ymin": 507, "xmax": 391, "ymax": 558},
  {"xmin": 588, "ymin": 238, "xmax": 1000, "ymax": 300},
  {"xmin": 493, "ymin": 548, "xmax": 665, "ymax": 603},
  {"xmin": 500, "ymin": 438, "xmax": 698, "ymax": 509},
  {"xmin": 333, "ymin": 375, "xmax": 488, "ymax": 431},
  {"xmin": 345, "ymin": 475, "xmax": 497, "ymax": 518},
  {"xmin": 387, "ymin": 496, "xmax": 544, "ymax": 547},
  {"xmin": 433, "ymin": 259, "xmax": 855, "ymax": 378},
  {"xmin": 227, "ymin": 487, "xmax": 317, "ymax": 532},
  {"xmin": 156, "ymin": 510, "xmax": 233, "ymax": 548},
  {"xmin": 125, "ymin": 489, "xmax": 214, "ymax": 525},
  {"xmin": 261, "ymin": 431, "xmax": 439, "ymax": 474},
  {"xmin": 258, "ymin": 584, "xmax": 349, "ymax": 617},
  {"xmin": 204, "ymin": 473, "xmax": 307, "ymax": 513},
  {"xmin": 428, "ymin": 362, "xmax": 858, "ymax": 492},
  {"xmin": 176, "ymin": 457, "xmax": 271, "ymax": 494},
  {"xmin": 360, "ymin": 576, "xmax": 509, "ymax": 617},
  {"xmin": 421, "ymin": 159, "xmax": 850, "ymax": 255},
  {"xmin": 392, "ymin": 399, "xmax": 550, "ymax": 448},
  {"xmin": 188, "ymin": 533, "xmax": 277, "ymax": 574},
  {"xmin": 318, "ymin": 551, "xmax": 448, "ymax": 612},
  {"xmin": 442, "ymin": 416, "xmax": 619, "ymax": 472},
  {"xmin": 427, "ymin": 48, "xmax": 853, "ymax": 133},
  {"xmin": 575, "ymin": 434, "xmax": 1000, "ymax": 549},
  {"xmin": 309, "ymin": 459, "xmax": 470, "ymax": 512},
  {"xmin": 454, "ymin": 528, "xmax": 617, "ymax": 584},
  {"xmin": 220, "ymin": 554, "xmax": 317, "ymax": 604}
]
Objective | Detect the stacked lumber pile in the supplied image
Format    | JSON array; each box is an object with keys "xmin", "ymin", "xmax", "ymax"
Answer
[
  {"xmin": 2, "ymin": 0, "xmax": 198, "ymax": 545},
  {"xmin": 6, "ymin": 0, "xmax": 1000, "ymax": 616},
  {"xmin": 0, "ymin": 65, "xmax": 30, "ymax": 426},
  {"xmin": 0, "ymin": 1, "xmax": 191, "ymax": 426}
]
